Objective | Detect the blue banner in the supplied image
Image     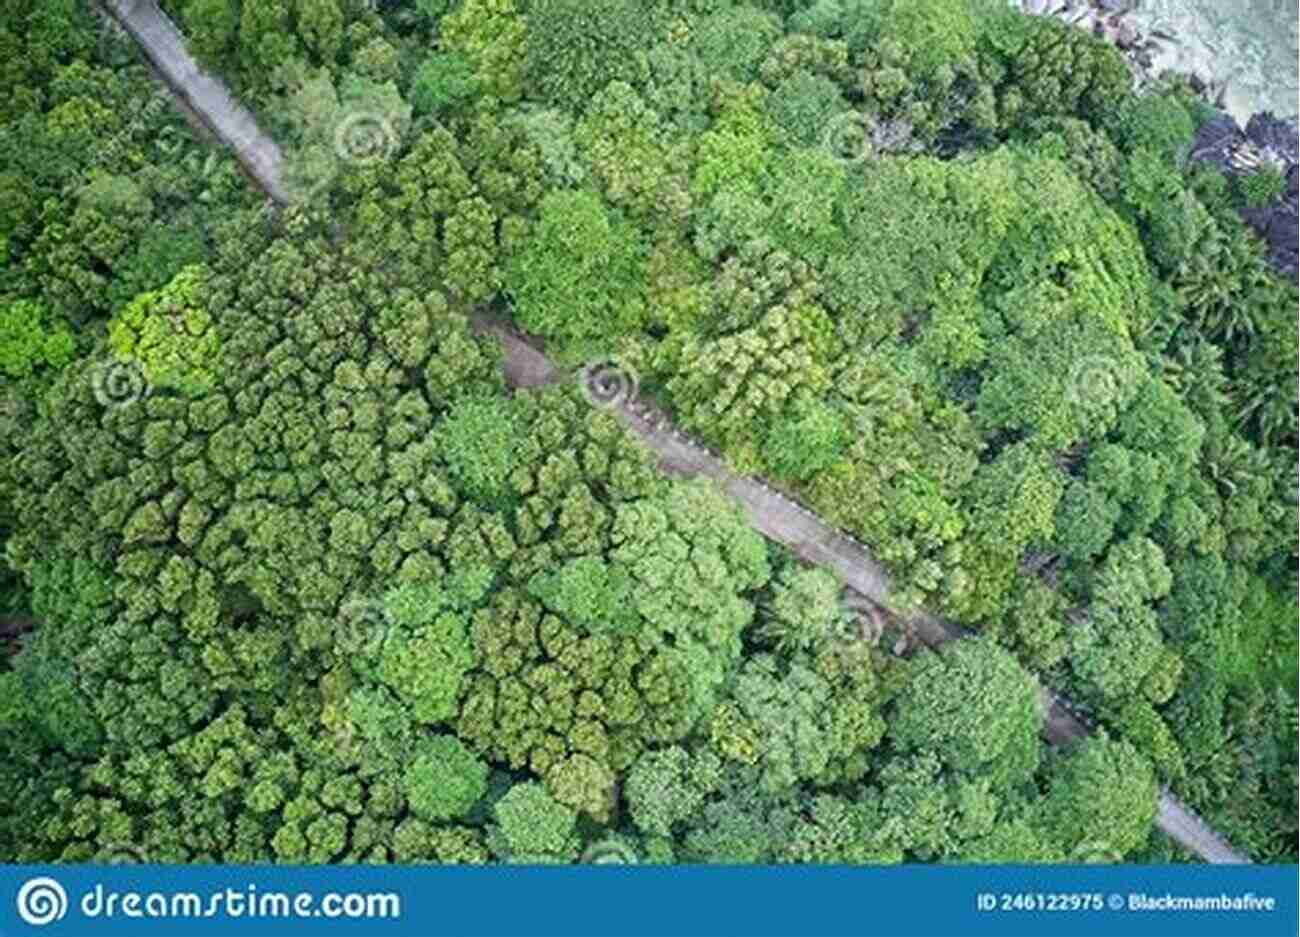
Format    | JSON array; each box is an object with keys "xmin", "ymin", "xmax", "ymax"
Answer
[{"xmin": 1, "ymin": 864, "xmax": 1295, "ymax": 937}]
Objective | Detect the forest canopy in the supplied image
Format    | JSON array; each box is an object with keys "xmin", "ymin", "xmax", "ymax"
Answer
[{"xmin": 0, "ymin": 0, "xmax": 1295, "ymax": 866}]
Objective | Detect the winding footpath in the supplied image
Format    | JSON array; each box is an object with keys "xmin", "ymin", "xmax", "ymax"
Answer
[{"xmin": 100, "ymin": 0, "xmax": 1248, "ymax": 865}]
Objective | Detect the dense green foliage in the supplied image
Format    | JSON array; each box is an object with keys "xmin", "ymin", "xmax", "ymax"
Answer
[{"xmin": 1, "ymin": 0, "xmax": 1294, "ymax": 865}]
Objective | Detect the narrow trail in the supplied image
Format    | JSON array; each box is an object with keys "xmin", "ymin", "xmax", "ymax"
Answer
[
  {"xmin": 101, "ymin": 0, "xmax": 1248, "ymax": 865},
  {"xmin": 100, "ymin": 0, "xmax": 289, "ymax": 203}
]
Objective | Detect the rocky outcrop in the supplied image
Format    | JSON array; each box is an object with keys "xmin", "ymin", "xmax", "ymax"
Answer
[
  {"xmin": 1015, "ymin": 0, "xmax": 1176, "ymax": 75},
  {"xmin": 1189, "ymin": 110, "xmax": 1300, "ymax": 277},
  {"xmin": 1016, "ymin": 2, "xmax": 1298, "ymax": 278}
]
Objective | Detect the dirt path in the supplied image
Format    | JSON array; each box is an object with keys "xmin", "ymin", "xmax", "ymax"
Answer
[
  {"xmin": 100, "ymin": 0, "xmax": 289, "ymax": 203},
  {"xmin": 101, "ymin": 2, "xmax": 1249, "ymax": 865},
  {"xmin": 473, "ymin": 321, "xmax": 1251, "ymax": 866}
]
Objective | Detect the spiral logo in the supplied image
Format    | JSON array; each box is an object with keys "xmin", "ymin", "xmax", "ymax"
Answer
[
  {"xmin": 841, "ymin": 593, "xmax": 885, "ymax": 647},
  {"xmin": 333, "ymin": 112, "xmax": 397, "ymax": 167},
  {"xmin": 98, "ymin": 842, "xmax": 149, "ymax": 864},
  {"xmin": 826, "ymin": 592, "xmax": 882, "ymax": 667},
  {"xmin": 16, "ymin": 877, "xmax": 67, "ymax": 926},
  {"xmin": 823, "ymin": 111, "xmax": 874, "ymax": 165},
  {"xmin": 335, "ymin": 597, "xmax": 391, "ymax": 658},
  {"xmin": 580, "ymin": 361, "xmax": 639, "ymax": 409},
  {"xmin": 581, "ymin": 839, "xmax": 638, "ymax": 864},
  {"xmin": 0, "ymin": 392, "xmax": 24, "ymax": 423},
  {"xmin": 1071, "ymin": 840, "xmax": 1121, "ymax": 864},
  {"xmin": 92, "ymin": 358, "xmax": 148, "ymax": 409},
  {"xmin": 1065, "ymin": 354, "xmax": 1123, "ymax": 411},
  {"xmin": 822, "ymin": 112, "xmax": 918, "ymax": 165}
]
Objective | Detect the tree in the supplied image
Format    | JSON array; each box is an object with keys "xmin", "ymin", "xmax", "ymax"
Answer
[
  {"xmin": 889, "ymin": 637, "xmax": 1041, "ymax": 789},
  {"xmin": 490, "ymin": 782, "xmax": 578, "ymax": 862},
  {"xmin": 625, "ymin": 745, "xmax": 722, "ymax": 838},
  {"xmin": 709, "ymin": 652, "xmax": 884, "ymax": 794},
  {"xmin": 761, "ymin": 395, "xmax": 849, "ymax": 482},
  {"xmin": 108, "ymin": 265, "xmax": 219, "ymax": 396},
  {"xmin": 433, "ymin": 394, "xmax": 521, "ymax": 504},
  {"xmin": 527, "ymin": 555, "xmax": 638, "ymax": 635},
  {"xmin": 440, "ymin": 0, "xmax": 527, "ymax": 103},
  {"xmin": 543, "ymin": 752, "xmax": 616, "ymax": 822},
  {"xmin": 1040, "ymin": 737, "xmax": 1157, "ymax": 858},
  {"xmin": 410, "ymin": 53, "xmax": 480, "ymax": 117},
  {"xmin": 765, "ymin": 70, "xmax": 848, "ymax": 147},
  {"xmin": 524, "ymin": 0, "xmax": 659, "ymax": 109},
  {"xmin": 373, "ymin": 586, "xmax": 477, "ymax": 727},
  {"xmin": 503, "ymin": 189, "xmax": 646, "ymax": 343},
  {"xmin": 181, "ymin": 0, "xmax": 239, "ymax": 70},
  {"xmin": 403, "ymin": 735, "xmax": 489, "ymax": 821},
  {"xmin": 0, "ymin": 299, "xmax": 74, "ymax": 379},
  {"xmin": 758, "ymin": 564, "xmax": 843, "ymax": 654}
]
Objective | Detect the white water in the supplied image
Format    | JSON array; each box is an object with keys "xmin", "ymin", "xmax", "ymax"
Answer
[{"xmin": 1131, "ymin": 0, "xmax": 1298, "ymax": 120}]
